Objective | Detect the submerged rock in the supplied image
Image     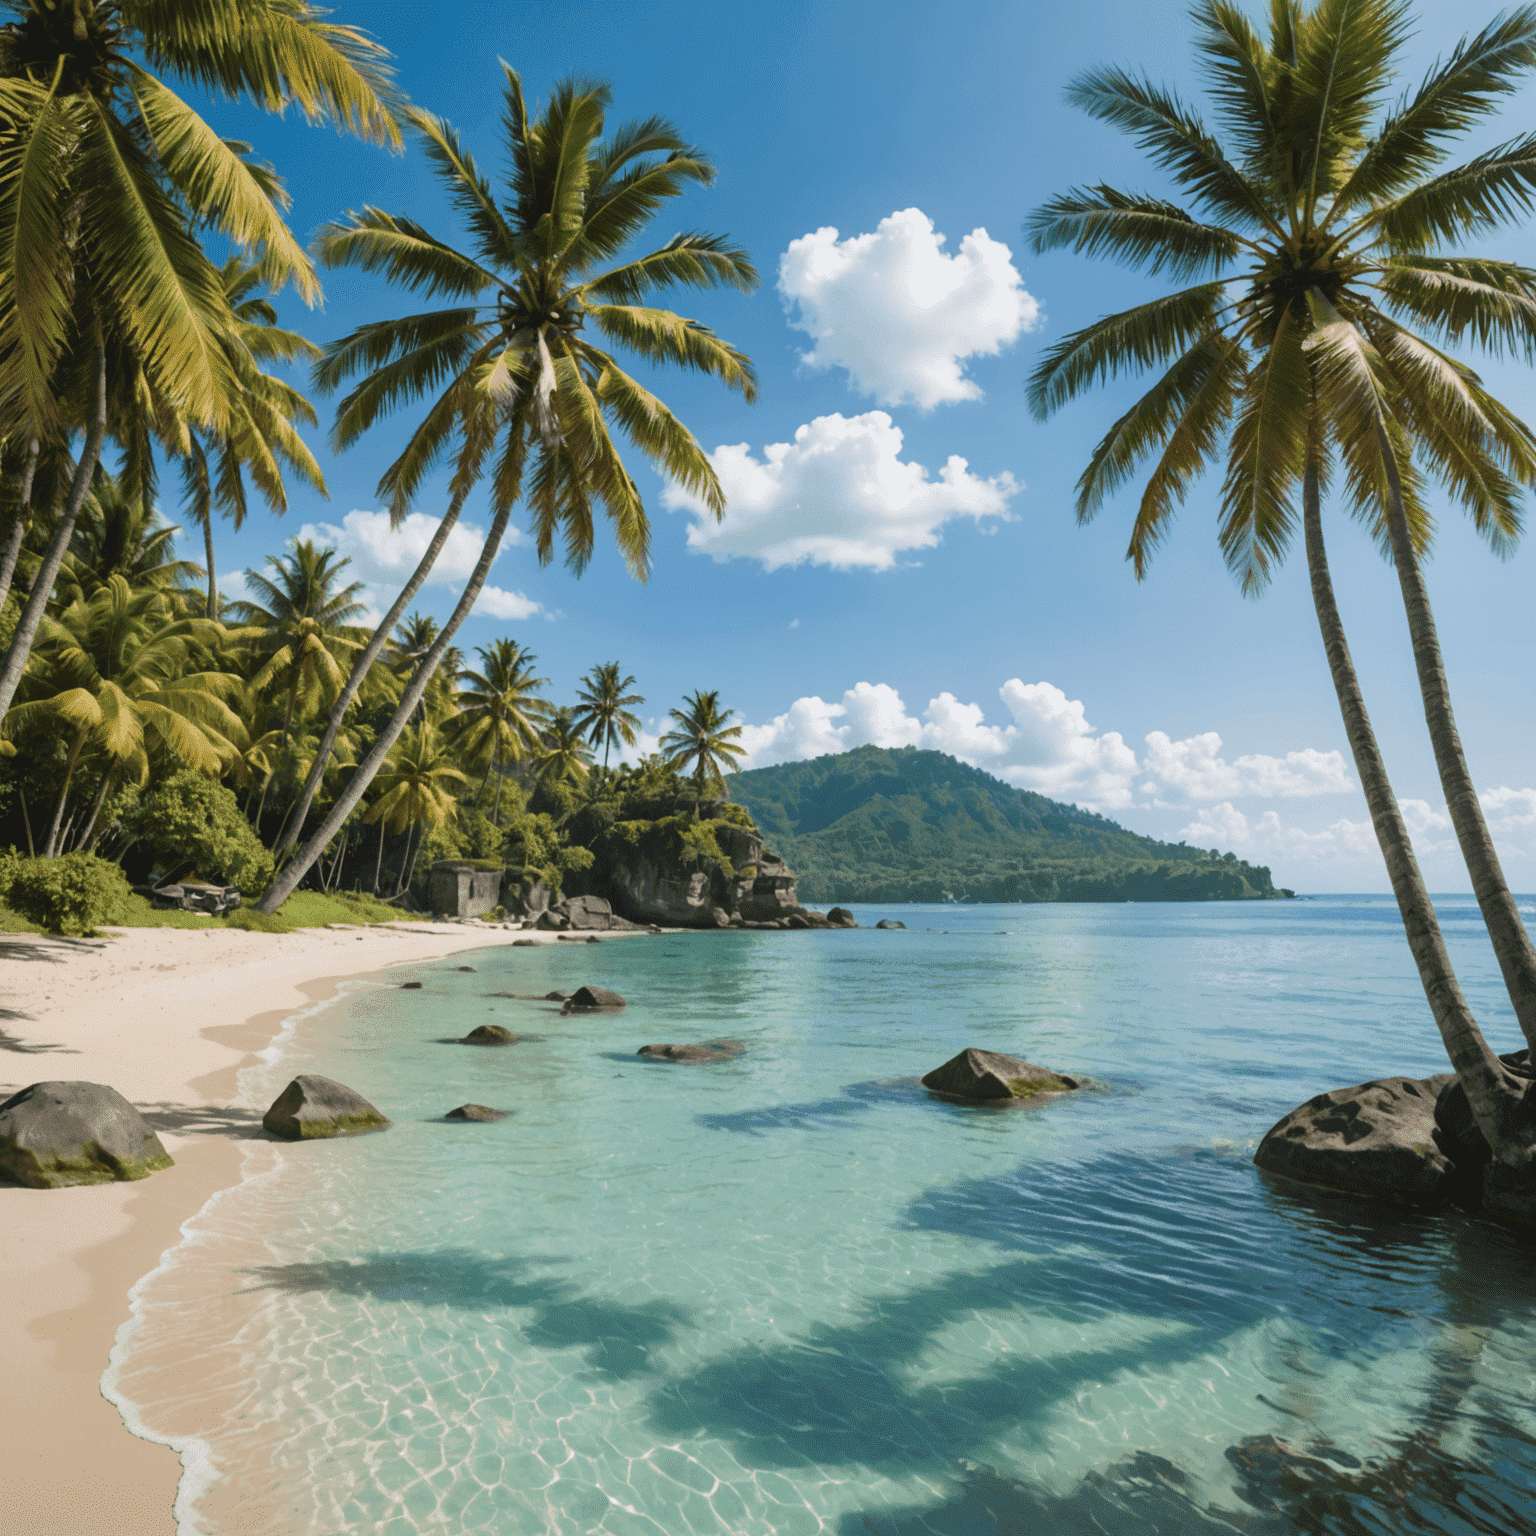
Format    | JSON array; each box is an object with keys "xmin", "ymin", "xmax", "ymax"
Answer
[
  {"xmin": 0, "ymin": 1081, "xmax": 175, "ymax": 1188},
  {"xmin": 445, "ymin": 1104, "xmax": 510, "ymax": 1122},
  {"xmin": 458, "ymin": 1024, "xmax": 518, "ymax": 1046},
  {"xmin": 457, "ymin": 966, "xmax": 477, "ymax": 973},
  {"xmin": 544, "ymin": 990, "xmax": 572, "ymax": 1002},
  {"xmin": 637, "ymin": 1040, "xmax": 745, "ymax": 1062},
  {"xmin": 922, "ymin": 1048, "xmax": 1079, "ymax": 1102},
  {"xmin": 875, "ymin": 919, "xmax": 906, "ymax": 930},
  {"xmin": 400, "ymin": 980, "xmax": 423, "ymax": 989},
  {"xmin": 1254, "ymin": 1074, "xmax": 1457, "ymax": 1205},
  {"xmin": 263, "ymin": 1075, "xmax": 390, "ymax": 1141},
  {"xmin": 562, "ymin": 985, "xmax": 626, "ymax": 1012}
]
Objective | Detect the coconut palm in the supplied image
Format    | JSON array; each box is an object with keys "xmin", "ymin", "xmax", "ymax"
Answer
[
  {"xmin": 1027, "ymin": 0, "xmax": 1536, "ymax": 1219},
  {"xmin": 0, "ymin": 0, "xmax": 399, "ymax": 718},
  {"xmin": 362, "ymin": 721, "xmax": 466, "ymax": 896},
  {"xmin": 452, "ymin": 639, "xmax": 548, "ymax": 820},
  {"xmin": 660, "ymin": 689, "xmax": 744, "ymax": 818},
  {"xmin": 54, "ymin": 471, "xmax": 199, "ymax": 611},
  {"xmin": 180, "ymin": 258, "xmax": 327, "ymax": 619},
  {"xmin": 572, "ymin": 661, "xmax": 644, "ymax": 768},
  {"xmin": 5, "ymin": 574, "xmax": 244, "ymax": 853},
  {"xmin": 531, "ymin": 705, "xmax": 592, "ymax": 791},
  {"xmin": 262, "ymin": 70, "xmax": 758, "ymax": 910}
]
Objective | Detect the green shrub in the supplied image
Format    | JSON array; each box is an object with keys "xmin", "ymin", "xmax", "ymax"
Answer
[
  {"xmin": 7, "ymin": 853, "xmax": 133, "ymax": 935},
  {"xmin": 0, "ymin": 846, "xmax": 20, "ymax": 903},
  {"xmin": 131, "ymin": 770, "xmax": 274, "ymax": 893}
]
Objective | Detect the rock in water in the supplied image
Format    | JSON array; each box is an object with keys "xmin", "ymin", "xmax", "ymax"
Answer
[
  {"xmin": 400, "ymin": 981, "xmax": 423, "ymax": 990},
  {"xmin": 445, "ymin": 1104, "xmax": 510, "ymax": 1122},
  {"xmin": 0, "ymin": 1081, "xmax": 175, "ymax": 1188},
  {"xmin": 1254, "ymin": 1074, "xmax": 1457, "ymax": 1205},
  {"xmin": 827, "ymin": 908, "xmax": 858, "ymax": 928},
  {"xmin": 875, "ymin": 919, "xmax": 906, "ymax": 930},
  {"xmin": 544, "ymin": 990, "xmax": 572, "ymax": 1002},
  {"xmin": 637, "ymin": 1041, "xmax": 745, "ymax": 1062},
  {"xmin": 458, "ymin": 1024, "xmax": 518, "ymax": 1046},
  {"xmin": 457, "ymin": 966, "xmax": 477, "ymax": 973},
  {"xmin": 263, "ymin": 1076, "xmax": 390, "ymax": 1141},
  {"xmin": 921, "ymin": 1048, "xmax": 1079, "ymax": 1101},
  {"xmin": 563, "ymin": 986, "xmax": 626, "ymax": 1011}
]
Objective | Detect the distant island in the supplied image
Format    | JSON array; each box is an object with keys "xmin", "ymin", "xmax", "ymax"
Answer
[{"xmin": 729, "ymin": 746, "xmax": 1292, "ymax": 904}]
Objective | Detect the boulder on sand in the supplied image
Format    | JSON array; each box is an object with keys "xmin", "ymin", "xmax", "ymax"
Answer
[
  {"xmin": 562, "ymin": 985, "xmax": 626, "ymax": 1012},
  {"xmin": 262, "ymin": 1075, "xmax": 390, "ymax": 1141},
  {"xmin": 0, "ymin": 1081, "xmax": 175, "ymax": 1188},
  {"xmin": 445, "ymin": 1104, "xmax": 510, "ymax": 1122},
  {"xmin": 638, "ymin": 1040, "xmax": 745, "ymax": 1062},
  {"xmin": 922, "ymin": 1048, "xmax": 1079, "ymax": 1102},
  {"xmin": 458, "ymin": 1024, "xmax": 518, "ymax": 1046},
  {"xmin": 1253, "ymin": 1074, "xmax": 1458, "ymax": 1205}
]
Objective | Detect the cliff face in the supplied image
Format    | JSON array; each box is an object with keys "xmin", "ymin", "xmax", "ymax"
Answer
[{"xmin": 607, "ymin": 819, "xmax": 803, "ymax": 929}]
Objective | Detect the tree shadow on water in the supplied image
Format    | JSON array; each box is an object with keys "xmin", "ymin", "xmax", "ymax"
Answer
[
  {"xmin": 240, "ymin": 1247, "xmax": 692, "ymax": 1380},
  {"xmin": 695, "ymin": 1079, "xmax": 924, "ymax": 1136}
]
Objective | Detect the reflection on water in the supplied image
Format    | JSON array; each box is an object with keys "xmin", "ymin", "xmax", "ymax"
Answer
[{"xmin": 108, "ymin": 898, "xmax": 1536, "ymax": 1535}]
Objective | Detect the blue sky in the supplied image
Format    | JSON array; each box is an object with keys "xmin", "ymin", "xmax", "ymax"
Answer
[{"xmin": 182, "ymin": 0, "xmax": 1536, "ymax": 892}]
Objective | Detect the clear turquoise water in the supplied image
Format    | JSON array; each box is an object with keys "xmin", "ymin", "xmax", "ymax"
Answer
[{"xmin": 114, "ymin": 899, "xmax": 1536, "ymax": 1534}]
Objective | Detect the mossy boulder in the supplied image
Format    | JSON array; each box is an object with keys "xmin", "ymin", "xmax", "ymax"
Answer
[
  {"xmin": 445, "ymin": 1104, "xmax": 510, "ymax": 1122},
  {"xmin": 921, "ymin": 1048, "xmax": 1079, "ymax": 1102},
  {"xmin": 0, "ymin": 1081, "xmax": 174, "ymax": 1188},
  {"xmin": 563, "ymin": 985, "xmax": 626, "ymax": 1012},
  {"xmin": 637, "ymin": 1040, "xmax": 745, "ymax": 1062},
  {"xmin": 458, "ymin": 1024, "xmax": 518, "ymax": 1046},
  {"xmin": 262, "ymin": 1075, "xmax": 390, "ymax": 1141}
]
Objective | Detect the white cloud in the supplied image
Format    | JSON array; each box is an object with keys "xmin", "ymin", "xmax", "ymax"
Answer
[
  {"xmin": 1142, "ymin": 731, "xmax": 1352, "ymax": 800},
  {"xmin": 1178, "ymin": 803, "xmax": 1381, "ymax": 863},
  {"xmin": 778, "ymin": 208, "xmax": 1039, "ymax": 408},
  {"xmin": 663, "ymin": 411, "xmax": 1018, "ymax": 571},
  {"xmin": 297, "ymin": 509, "xmax": 544, "ymax": 624}
]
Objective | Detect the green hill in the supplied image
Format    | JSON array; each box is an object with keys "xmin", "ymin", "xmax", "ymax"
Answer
[{"xmin": 727, "ymin": 746, "xmax": 1292, "ymax": 904}]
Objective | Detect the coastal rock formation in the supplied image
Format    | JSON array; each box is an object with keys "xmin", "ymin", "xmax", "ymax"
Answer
[
  {"xmin": 263, "ymin": 1075, "xmax": 390, "ymax": 1141},
  {"xmin": 0, "ymin": 1081, "xmax": 174, "ymax": 1188},
  {"xmin": 458, "ymin": 1024, "xmax": 517, "ymax": 1046},
  {"xmin": 827, "ymin": 908, "xmax": 858, "ymax": 928},
  {"xmin": 876, "ymin": 919, "xmax": 906, "ymax": 930},
  {"xmin": 922, "ymin": 1049, "xmax": 1080, "ymax": 1102},
  {"xmin": 445, "ymin": 1104, "xmax": 510, "ymax": 1122},
  {"xmin": 1254, "ymin": 1074, "xmax": 1458, "ymax": 1205},
  {"xmin": 1433, "ymin": 1048, "xmax": 1531, "ymax": 1181},
  {"xmin": 637, "ymin": 1040, "xmax": 745, "ymax": 1062},
  {"xmin": 562, "ymin": 985, "xmax": 626, "ymax": 1012},
  {"xmin": 536, "ymin": 894, "xmax": 647, "ymax": 933}
]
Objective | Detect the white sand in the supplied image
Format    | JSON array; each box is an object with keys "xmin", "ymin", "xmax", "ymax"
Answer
[{"xmin": 0, "ymin": 918, "xmax": 593, "ymax": 1536}]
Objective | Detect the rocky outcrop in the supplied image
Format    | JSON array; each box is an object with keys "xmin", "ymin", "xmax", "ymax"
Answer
[
  {"xmin": 0, "ymin": 1081, "xmax": 175, "ymax": 1188},
  {"xmin": 562, "ymin": 986, "xmax": 626, "ymax": 1012},
  {"xmin": 445, "ymin": 1104, "xmax": 510, "ymax": 1122},
  {"xmin": 1254, "ymin": 1074, "xmax": 1459, "ymax": 1205},
  {"xmin": 922, "ymin": 1048, "xmax": 1080, "ymax": 1102},
  {"xmin": 638, "ymin": 1040, "xmax": 745, "ymax": 1062},
  {"xmin": 827, "ymin": 907, "xmax": 858, "ymax": 928},
  {"xmin": 876, "ymin": 919, "xmax": 906, "ymax": 930},
  {"xmin": 263, "ymin": 1075, "xmax": 390, "ymax": 1140},
  {"xmin": 458, "ymin": 1024, "xmax": 518, "ymax": 1046},
  {"xmin": 536, "ymin": 894, "xmax": 646, "ymax": 933}
]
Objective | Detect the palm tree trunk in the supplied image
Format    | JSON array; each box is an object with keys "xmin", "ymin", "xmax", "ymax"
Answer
[
  {"xmin": 202, "ymin": 510, "xmax": 218, "ymax": 620},
  {"xmin": 1375, "ymin": 425, "xmax": 1536, "ymax": 1052},
  {"xmin": 492, "ymin": 758, "xmax": 505, "ymax": 824},
  {"xmin": 0, "ymin": 343, "xmax": 108, "ymax": 717},
  {"xmin": 43, "ymin": 729, "xmax": 88, "ymax": 858},
  {"xmin": 17, "ymin": 784, "xmax": 35, "ymax": 856},
  {"xmin": 258, "ymin": 498, "xmax": 515, "ymax": 914},
  {"xmin": 373, "ymin": 819, "xmax": 385, "ymax": 894},
  {"xmin": 272, "ymin": 486, "xmax": 471, "ymax": 860},
  {"xmin": 1303, "ymin": 455, "xmax": 1508, "ymax": 1132},
  {"xmin": 0, "ymin": 435, "xmax": 40, "ymax": 615},
  {"xmin": 74, "ymin": 767, "xmax": 117, "ymax": 852}
]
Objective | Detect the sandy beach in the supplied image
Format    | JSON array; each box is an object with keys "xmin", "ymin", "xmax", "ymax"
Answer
[{"xmin": 0, "ymin": 918, "xmax": 591, "ymax": 1536}]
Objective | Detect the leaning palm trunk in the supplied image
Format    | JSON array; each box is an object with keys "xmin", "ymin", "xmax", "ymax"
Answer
[
  {"xmin": 202, "ymin": 512, "xmax": 218, "ymax": 620},
  {"xmin": 0, "ymin": 436, "xmax": 40, "ymax": 614},
  {"xmin": 43, "ymin": 727, "xmax": 88, "ymax": 858},
  {"xmin": 1305, "ymin": 459, "xmax": 1517, "ymax": 1147},
  {"xmin": 272, "ymin": 487, "xmax": 471, "ymax": 860},
  {"xmin": 259, "ymin": 499, "xmax": 513, "ymax": 913},
  {"xmin": 0, "ymin": 346, "xmax": 107, "ymax": 717},
  {"xmin": 1374, "ymin": 430, "xmax": 1536, "ymax": 1053}
]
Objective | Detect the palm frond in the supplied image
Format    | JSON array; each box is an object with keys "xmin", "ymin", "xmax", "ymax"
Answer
[
  {"xmin": 314, "ymin": 208, "xmax": 497, "ymax": 299},
  {"xmin": 584, "ymin": 305, "xmax": 758, "ymax": 399},
  {"xmin": 582, "ymin": 231, "xmax": 758, "ymax": 303},
  {"xmin": 1027, "ymin": 185, "xmax": 1246, "ymax": 278},
  {"xmin": 1370, "ymin": 132, "xmax": 1536, "ymax": 249},
  {"xmin": 1372, "ymin": 255, "xmax": 1536, "ymax": 359}
]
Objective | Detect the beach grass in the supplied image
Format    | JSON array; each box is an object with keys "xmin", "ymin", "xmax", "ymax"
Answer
[{"xmin": 0, "ymin": 903, "xmax": 43, "ymax": 933}]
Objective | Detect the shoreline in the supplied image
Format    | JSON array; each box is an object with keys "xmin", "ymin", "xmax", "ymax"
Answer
[{"xmin": 0, "ymin": 918, "xmax": 621, "ymax": 1536}]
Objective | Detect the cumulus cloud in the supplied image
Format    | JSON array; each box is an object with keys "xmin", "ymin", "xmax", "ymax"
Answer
[
  {"xmin": 778, "ymin": 208, "xmax": 1039, "ymax": 408},
  {"xmin": 663, "ymin": 411, "xmax": 1017, "ymax": 571},
  {"xmin": 296, "ymin": 509, "xmax": 544, "ymax": 623},
  {"xmin": 1142, "ymin": 731, "xmax": 1352, "ymax": 800},
  {"xmin": 1180, "ymin": 803, "xmax": 1379, "ymax": 863}
]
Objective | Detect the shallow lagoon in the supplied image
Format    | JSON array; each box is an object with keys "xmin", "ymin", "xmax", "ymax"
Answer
[{"xmin": 113, "ymin": 898, "xmax": 1536, "ymax": 1534}]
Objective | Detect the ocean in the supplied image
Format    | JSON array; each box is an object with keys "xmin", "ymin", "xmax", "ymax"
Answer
[{"xmin": 107, "ymin": 897, "xmax": 1536, "ymax": 1535}]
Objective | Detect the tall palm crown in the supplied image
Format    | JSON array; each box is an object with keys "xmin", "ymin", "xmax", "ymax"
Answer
[
  {"xmin": 660, "ymin": 688, "xmax": 743, "ymax": 814},
  {"xmin": 314, "ymin": 69, "xmax": 759, "ymax": 577},
  {"xmin": 572, "ymin": 660, "xmax": 643, "ymax": 768},
  {"xmin": 532, "ymin": 704, "xmax": 592, "ymax": 788},
  {"xmin": 57, "ymin": 472, "xmax": 197, "ymax": 605},
  {"xmin": 453, "ymin": 637, "xmax": 548, "ymax": 778},
  {"xmin": 364, "ymin": 722, "xmax": 465, "ymax": 836}
]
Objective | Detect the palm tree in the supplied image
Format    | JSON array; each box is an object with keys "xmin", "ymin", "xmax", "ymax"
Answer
[
  {"xmin": 180, "ymin": 258, "xmax": 327, "ymax": 620},
  {"xmin": 56, "ymin": 472, "xmax": 199, "ymax": 608},
  {"xmin": 660, "ymin": 689, "xmax": 744, "ymax": 818},
  {"xmin": 452, "ymin": 639, "xmax": 548, "ymax": 820},
  {"xmin": 0, "ymin": 0, "xmax": 399, "ymax": 719},
  {"xmin": 5, "ymin": 574, "xmax": 244, "ymax": 854},
  {"xmin": 573, "ymin": 661, "xmax": 644, "ymax": 768},
  {"xmin": 1027, "ymin": 0, "xmax": 1536, "ymax": 1219},
  {"xmin": 362, "ymin": 722, "xmax": 466, "ymax": 897},
  {"xmin": 261, "ymin": 70, "xmax": 758, "ymax": 911},
  {"xmin": 531, "ymin": 705, "xmax": 592, "ymax": 790}
]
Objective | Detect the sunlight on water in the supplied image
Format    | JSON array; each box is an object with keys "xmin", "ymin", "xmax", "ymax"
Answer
[{"xmin": 109, "ymin": 898, "xmax": 1536, "ymax": 1535}]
